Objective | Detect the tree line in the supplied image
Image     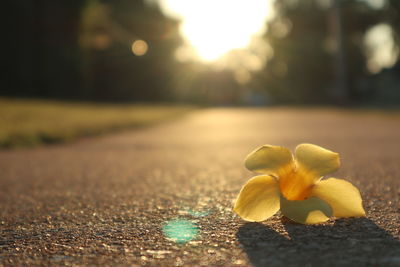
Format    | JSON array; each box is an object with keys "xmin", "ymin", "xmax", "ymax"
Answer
[{"xmin": 3, "ymin": 0, "xmax": 400, "ymax": 105}]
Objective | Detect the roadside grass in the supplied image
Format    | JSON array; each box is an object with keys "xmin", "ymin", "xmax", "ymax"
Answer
[{"xmin": 0, "ymin": 98, "xmax": 193, "ymax": 148}]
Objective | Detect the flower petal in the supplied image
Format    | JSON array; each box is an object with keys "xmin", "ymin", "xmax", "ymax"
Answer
[
  {"xmin": 295, "ymin": 144, "xmax": 340, "ymax": 178},
  {"xmin": 234, "ymin": 175, "xmax": 281, "ymax": 222},
  {"xmin": 245, "ymin": 145, "xmax": 294, "ymax": 176},
  {"xmin": 310, "ymin": 178, "xmax": 366, "ymax": 218},
  {"xmin": 280, "ymin": 196, "xmax": 333, "ymax": 224}
]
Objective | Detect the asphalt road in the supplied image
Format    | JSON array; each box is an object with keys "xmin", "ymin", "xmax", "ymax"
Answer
[{"xmin": 1, "ymin": 108, "xmax": 399, "ymax": 266}]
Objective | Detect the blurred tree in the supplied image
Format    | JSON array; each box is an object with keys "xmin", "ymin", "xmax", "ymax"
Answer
[
  {"xmin": 3, "ymin": 1, "xmax": 84, "ymax": 99},
  {"xmin": 386, "ymin": 0, "xmax": 400, "ymax": 42},
  {"xmin": 3, "ymin": 0, "xmax": 182, "ymax": 102},
  {"xmin": 80, "ymin": 0, "xmax": 182, "ymax": 102},
  {"xmin": 260, "ymin": 0, "xmax": 384, "ymax": 104},
  {"xmin": 366, "ymin": 0, "xmax": 400, "ymax": 106}
]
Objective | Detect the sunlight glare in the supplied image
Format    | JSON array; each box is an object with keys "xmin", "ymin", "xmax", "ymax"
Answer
[{"xmin": 158, "ymin": 0, "xmax": 271, "ymax": 62}]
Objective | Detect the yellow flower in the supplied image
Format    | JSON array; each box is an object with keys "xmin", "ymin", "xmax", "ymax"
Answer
[{"xmin": 234, "ymin": 144, "xmax": 365, "ymax": 224}]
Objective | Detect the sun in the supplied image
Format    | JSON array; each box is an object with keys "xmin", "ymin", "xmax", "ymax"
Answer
[{"xmin": 158, "ymin": 0, "xmax": 272, "ymax": 62}]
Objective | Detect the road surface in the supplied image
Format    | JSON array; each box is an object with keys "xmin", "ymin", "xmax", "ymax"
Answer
[{"xmin": 1, "ymin": 108, "xmax": 399, "ymax": 266}]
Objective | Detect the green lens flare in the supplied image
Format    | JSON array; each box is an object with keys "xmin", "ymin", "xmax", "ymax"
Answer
[{"xmin": 162, "ymin": 219, "xmax": 199, "ymax": 244}]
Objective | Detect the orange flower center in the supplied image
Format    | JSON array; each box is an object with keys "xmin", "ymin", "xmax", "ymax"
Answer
[{"xmin": 279, "ymin": 169, "xmax": 315, "ymax": 201}]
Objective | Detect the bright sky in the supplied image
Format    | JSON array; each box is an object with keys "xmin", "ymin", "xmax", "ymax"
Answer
[
  {"xmin": 157, "ymin": 0, "xmax": 272, "ymax": 62},
  {"xmin": 364, "ymin": 23, "xmax": 398, "ymax": 73}
]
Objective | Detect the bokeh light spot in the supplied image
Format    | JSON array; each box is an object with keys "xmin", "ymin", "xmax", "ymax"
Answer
[
  {"xmin": 364, "ymin": 23, "xmax": 398, "ymax": 73},
  {"xmin": 162, "ymin": 219, "xmax": 199, "ymax": 244},
  {"xmin": 132, "ymin": 40, "xmax": 148, "ymax": 56},
  {"xmin": 93, "ymin": 34, "xmax": 111, "ymax": 50}
]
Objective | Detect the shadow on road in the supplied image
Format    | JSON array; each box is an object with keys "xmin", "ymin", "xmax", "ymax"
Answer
[{"xmin": 236, "ymin": 218, "xmax": 399, "ymax": 266}]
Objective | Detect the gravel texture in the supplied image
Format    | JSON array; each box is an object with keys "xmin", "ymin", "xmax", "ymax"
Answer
[{"xmin": 0, "ymin": 108, "xmax": 399, "ymax": 266}]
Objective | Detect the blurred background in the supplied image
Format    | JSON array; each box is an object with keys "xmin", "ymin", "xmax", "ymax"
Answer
[{"xmin": 3, "ymin": 0, "xmax": 400, "ymax": 106}]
